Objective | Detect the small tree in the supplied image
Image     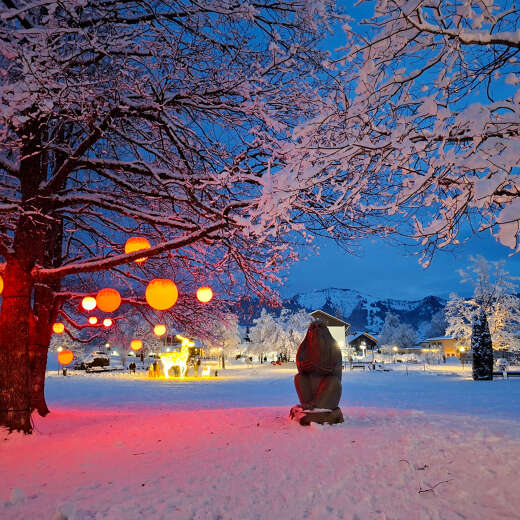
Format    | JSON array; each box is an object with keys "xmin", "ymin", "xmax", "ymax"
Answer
[
  {"xmin": 471, "ymin": 309, "xmax": 493, "ymax": 381},
  {"xmin": 379, "ymin": 312, "xmax": 417, "ymax": 350}
]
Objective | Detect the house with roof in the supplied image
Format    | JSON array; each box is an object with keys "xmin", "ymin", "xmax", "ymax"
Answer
[
  {"xmin": 420, "ymin": 336, "xmax": 465, "ymax": 358},
  {"xmin": 347, "ymin": 332, "xmax": 378, "ymax": 354},
  {"xmin": 309, "ymin": 309, "xmax": 350, "ymax": 357}
]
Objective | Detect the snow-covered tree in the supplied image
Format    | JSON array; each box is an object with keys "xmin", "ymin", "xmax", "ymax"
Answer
[
  {"xmin": 379, "ymin": 312, "xmax": 417, "ymax": 349},
  {"xmin": 446, "ymin": 256, "xmax": 520, "ymax": 350},
  {"xmin": 426, "ymin": 310, "xmax": 448, "ymax": 338},
  {"xmin": 0, "ymin": 1, "xmax": 345, "ymax": 432},
  {"xmin": 472, "ymin": 308, "xmax": 494, "ymax": 381},
  {"xmin": 282, "ymin": 1, "xmax": 520, "ymax": 262},
  {"xmin": 205, "ymin": 314, "xmax": 241, "ymax": 362},
  {"xmin": 248, "ymin": 309, "xmax": 284, "ymax": 357}
]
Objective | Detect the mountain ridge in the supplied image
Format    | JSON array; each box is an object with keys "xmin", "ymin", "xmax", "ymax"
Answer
[{"xmin": 236, "ymin": 287, "xmax": 446, "ymax": 334}]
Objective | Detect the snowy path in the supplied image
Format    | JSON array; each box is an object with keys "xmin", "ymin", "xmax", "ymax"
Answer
[{"xmin": 2, "ymin": 364, "xmax": 520, "ymax": 519}]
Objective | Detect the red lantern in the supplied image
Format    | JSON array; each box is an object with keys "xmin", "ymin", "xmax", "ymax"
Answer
[
  {"xmin": 88, "ymin": 316, "xmax": 98, "ymax": 325},
  {"xmin": 58, "ymin": 350, "xmax": 74, "ymax": 365},
  {"xmin": 52, "ymin": 322, "xmax": 65, "ymax": 334},
  {"xmin": 196, "ymin": 287, "xmax": 213, "ymax": 303},
  {"xmin": 130, "ymin": 339, "xmax": 143, "ymax": 351},
  {"xmin": 154, "ymin": 324, "xmax": 166, "ymax": 337},
  {"xmin": 145, "ymin": 279, "xmax": 178, "ymax": 310},
  {"xmin": 96, "ymin": 288, "xmax": 121, "ymax": 313},
  {"xmin": 125, "ymin": 237, "xmax": 151, "ymax": 263},
  {"xmin": 81, "ymin": 296, "xmax": 97, "ymax": 311},
  {"xmin": 103, "ymin": 318, "xmax": 113, "ymax": 328}
]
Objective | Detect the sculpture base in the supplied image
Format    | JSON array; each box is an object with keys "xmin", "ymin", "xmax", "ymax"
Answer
[{"xmin": 289, "ymin": 405, "xmax": 344, "ymax": 426}]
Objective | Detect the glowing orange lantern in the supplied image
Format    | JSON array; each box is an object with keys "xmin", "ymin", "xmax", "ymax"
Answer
[
  {"xmin": 145, "ymin": 279, "xmax": 178, "ymax": 310},
  {"xmin": 52, "ymin": 322, "xmax": 65, "ymax": 334},
  {"xmin": 96, "ymin": 288, "xmax": 121, "ymax": 313},
  {"xmin": 88, "ymin": 316, "xmax": 98, "ymax": 325},
  {"xmin": 196, "ymin": 286, "xmax": 213, "ymax": 303},
  {"xmin": 103, "ymin": 318, "xmax": 113, "ymax": 328},
  {"xmin": 125, "ymin": 237, "xmax": 151, "ymax": 263},
  {"xmin": 0, "ymin": 275, "xmax": 3, "ymax": 295},
  {"xmin": 130, "ymin": 339, "xmax": 143, "ymax": 351},
  {"xmin": 58, "ymin": 349, "xmax": 74, "ymax": 365},
  {"xmin": 81, "ymin": 296, "xmax": 97, "ymax": 311},
  {"xmin": 154, "ymin": 324, "xmax": 166, "ymax": 337}
]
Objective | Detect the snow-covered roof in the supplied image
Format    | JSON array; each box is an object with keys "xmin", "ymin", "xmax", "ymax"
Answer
[
  {"xmin": 421, "ymin": 336, "xmax": 454, "ymax": 342},
  {"xmin": 310, "ymin": 309, "xmax": 350, "ymax": 328},
  {"xmin": 347, "ymin": 332, "xmax": 379, "ymax": 343}
]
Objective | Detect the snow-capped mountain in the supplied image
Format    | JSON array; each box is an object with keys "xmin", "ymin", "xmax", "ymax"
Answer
[{"xmin": 236, "ymin": 287, "xmax": 446, "ymax": 333}]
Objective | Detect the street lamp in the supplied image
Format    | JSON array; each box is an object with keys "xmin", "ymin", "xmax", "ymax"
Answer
[
  {"xmin": 392, "ymin": 345, "xmax": 398, "ymax": 363},
  {"xmin": 459, "ymin": 347, "xmax": 466, "ymax": 369}
]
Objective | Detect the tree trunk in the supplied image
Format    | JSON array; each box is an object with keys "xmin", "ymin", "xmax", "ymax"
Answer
[
  {"xmin": 0, "ymin": 260, "xmax": 34, "ymax": 433},
  {"xmin": 29, "ymin": 343, "xmax": 50, "ymax": 417}
]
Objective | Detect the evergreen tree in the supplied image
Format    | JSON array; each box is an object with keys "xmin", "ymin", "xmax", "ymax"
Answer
[{"xmin": 471, "ymin": 309, "xmax": 494, "ymax": 381}]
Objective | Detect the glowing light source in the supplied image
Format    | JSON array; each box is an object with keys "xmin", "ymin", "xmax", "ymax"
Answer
[
  {"xmin": 52, "ymin": 322, "xmax": 65, "ymax": 334},
  {"xmin": 81, "ymin": 296, "xmax": 97, "ymax": 311},
  {"xmin": 196, "ymin": 286, "xmax": 213, "ymax": 303},
  {"xmin": 96, "ymin": 288, "xmax": 121, "ymax": 313},
  {"xmin": 130, "ymin": 339, "xmax": 143, "ymax": 351},
  {"xmin": 124, "ymin": 237, "xmax": 151, "ymax": 263},
  {"xmin": 0, "ymin": 275, "xmax": 3, "ymax": 294},
  {"xmin": 56, "ymin": 346, "xmax": 63, "ymax": 352},
  {"xmin": 58, "ymin": 349, "xmax": 74, "ymax": 365},
  {"xmin": 159, "ymin": 347, "xmax": 190, "ymax": 379},
  {"xmin": 88, "ymin": 316, "xmax": 98, "ymax": 325},
  {"xmin": 103, "ymin": 318, "xmax": 113, "ymax": 328},
  {"xmin": 154, "ymin": 324, "xmax": 166, "ymax": 337},
  {"xmin": 145, "ymin": 279, "xmax": 178, "ymax": 310}
]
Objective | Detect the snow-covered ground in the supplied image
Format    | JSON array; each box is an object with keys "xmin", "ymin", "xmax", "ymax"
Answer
[{"xmin": 2, "ymin": 360, "xmax": 520, "ymax": 519}]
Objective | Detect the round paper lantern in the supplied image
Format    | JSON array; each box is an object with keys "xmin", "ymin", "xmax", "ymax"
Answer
[
  {"xmin": 145, "ymin": 279, "xmax": 178, "ymax": 310},
  {"xmin": 58, "ymin": 349, "xmax": 74, "ymax": 365},
  {"xmin": 130, "ymin": 339, "xmax": 143, "ymax": 351},
  {"xmin": 196, "ymin": 286, "xmax": 213, "ymax": 303},
  {"xmin": 81, "ymin": 296, "xmax": 97, "ymax": 311},
  {"xmin": 88, "ymin": 316, "xmax": 98, "ymax": 325},
  {"xmin": 96, "ymin": 288, "xmax": 121, "ymax": 313},
  {"xmin": 124, "ymin": 237, "xmax": 151, "ymax": 263},
  {"xmin": 103, "ymin": 318, "xmax": 113, "ymax": 328},
  {"xmin": 154, "ymin": 324, "xmax": 166, "ymax": 337},
  {"xmin": 52, "ymin": 322, "xmax": 65, "ymax": 334},
  {"xmin": 0, "ymin": 275, "xmax": 3, "ymax": 295}
]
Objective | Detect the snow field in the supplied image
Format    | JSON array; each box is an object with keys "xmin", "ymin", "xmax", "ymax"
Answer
[{"xmin": 2, "ymin": 363, "xmax": 520, "ymax": 519}]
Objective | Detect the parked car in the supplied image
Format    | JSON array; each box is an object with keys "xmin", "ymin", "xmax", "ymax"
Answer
[{"xmin": 83, "ymin": 350, "xmax": 110, "ymax": 369}]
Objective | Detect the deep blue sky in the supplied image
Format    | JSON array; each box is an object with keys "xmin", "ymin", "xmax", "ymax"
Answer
[{"xmin": 283, "ymin": 233, "xmax": 520, "ymax": 300}]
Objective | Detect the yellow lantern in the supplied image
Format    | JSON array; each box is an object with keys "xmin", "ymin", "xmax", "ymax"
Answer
[
  {"xmin": 81, "ymin": 296, "xmax": 97, "ymax": 311},
  {"xmin": 103, "ymin": 318, "xmax": 113, "ymax": 328},
  {"xmin": 52, "ymin": 322, "xmax": 65, "ymax": 334},
  {"xmin": 154, "ymin": 324, "xmax": 166, "ymax": 337},
  {"xmin": 96, "ymin": 288, "xmax": 121, "ymax": 313},
  {"xmin": 196, "ymin": 286, "xmax": 213, "ymax": 303},
  {"xmin": 124, "ymin": 237, "xmax": 151, "ymax": 263},
  {"xmin": 0, "ymin": 275, "xmax": 3, "ymax": 295},
  {"xmin": 145, "ymin": 279, "xmax": 178, "ymax": 310},
  {"xmin": 58, "ymin": 349, "xmax": 74, "ymax": 365},
  {"xmin": 130, "ymin": 339, "xmax": 143, "ymax": 351},
  {"xmin": 88, "ymin": 316, "xmax": 98, "ymax": 325}
]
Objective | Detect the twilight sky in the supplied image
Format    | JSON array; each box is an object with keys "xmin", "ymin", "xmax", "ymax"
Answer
[{"xmin": 283, "ymin": 232, "xmax": 520, "ymax": 300}]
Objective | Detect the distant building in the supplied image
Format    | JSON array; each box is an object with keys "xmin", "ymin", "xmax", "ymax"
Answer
[
  {"xmin": 420, "ymin": 336, "xmax": 465, "ymax": 358},
  {"xmin": 347, "ymin": 332, "xmax": 378, "ymax": 353},
  {"xmin": 310, "ymin": 310, "xmax": 350, "ymax": 357}
]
